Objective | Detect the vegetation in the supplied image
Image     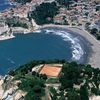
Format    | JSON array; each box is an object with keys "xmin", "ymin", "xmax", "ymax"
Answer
[
  {"xmin": 96, "ymin": 33, "xmax": 100, "ymax": 40},
  {"xmin": 50, "ymin": 62, "xmax": 100, "ymax": 100},
  {"xmin": 9, "ymin": 59, "xmax": 65, "ymax": 76},
  {"xmin": 31, "ymin": 2, "xmax": 59, "ymax": 25},
  {"xmin": 6, "ymin": 17, "xmax": 29, "ymax": 29},
  {"xmin": 85, "ymin": 22, "xmax": 91, "ymax": 31},
  {"xmin": 56, "ymin": 0, "xmax": 73, "ymax": 9},
  {"xmin": 14, "ymin": 0, "xmax": 32, "ymax": 4},
  {"xmin": 96, "ymin": 5, "xmax": 100, "ymax": 11},
  {"xmin": 8, "ymin": 60, "xmax": 100, "ymax": 100},
  {"xmin": 18, "ymin": 76, "xmax": 45, "ymax": 100},
  {"xmin": 80, "ymin": 85, "xmax": 89, "ymax": 100},
  {"xmin": 90, "ymin": 28, "xmax": 98, "ymax": 35},
  {"xmin": 90, "ymin": 28, "xmax": 100, "ymax": 40},
  {"xmin": 67, "ymin": 89, "xmax": 80, "ymax": 100},
  {"xmin": 85, "ymin": 23, "xmax": 100, "ymax": 40},
  {"xmin": 46, "ymin": 78, "xmax": 59, "ymax": 84},
  {"xmin": 9, "ymin": 59, "xmax": 65, "ymax": 99}
]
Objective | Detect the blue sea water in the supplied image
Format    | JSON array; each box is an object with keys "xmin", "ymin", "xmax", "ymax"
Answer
[
  {"xmin": 0, "ymin": 28, "xmax": 90, "ymax": 75},
  {"xmin": 0, "ymin": 1, "xmax": 90, "ymax": 75},
  {"xmin": 0, "ymin": 0, "xmax": 14, "ymax": 11}
]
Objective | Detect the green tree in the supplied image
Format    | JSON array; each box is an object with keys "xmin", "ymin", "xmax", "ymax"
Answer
[
  {"xmin": 60, "ymin": 62, "xmax": 82, "ymax": 88},
  {"xmin": 25, "ymin": 89, "xmax": 41, "ymax": 100},
  {"xmin": 31, "ymin": 2, "xmax": 59, "ymax": 25},
  {"xmin": 15, "ymin": 0, "xmax": 32, "ymax": 4},
  {"xmin": 96, "ymin": 33, "xmax": 100, "ymax": 40},
  {"xmin": 68, "ymin": 90, "xmax": 80, "ymax": 100},
  {"xmin": 90, "ymin": 28, "xmax": 98, "ymax": 35},
  {"xmin": 56, "ymin": 0, "xmax": 72, "ymax": 9},
  {"xmin": 85, "ymin": 22, "xmax": 91, "ymax": 30},
  {"xmin": 80, "ymin": 85, "xmax": 89, "ymax": 100}
]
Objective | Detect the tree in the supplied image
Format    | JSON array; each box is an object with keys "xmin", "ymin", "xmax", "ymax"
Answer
[
  {"xmin": 84, "ymin": 65, "xmax": 93, "ymax": 78},
  {"xmin": 32, "ymin": 71, "xmax": 37, "ymax": 76},
  {"xmin": 15, "ymin": 0, "xmax": 32, "ymax": 4},
  {"xmin": 74, "ymin": 0, "xmax": 78, "ymax": 2},
  {"xmin": 8, "ymin": 70, "xmax": 15, "ymax": 76},
  {"xmin": 85, "ymin": 22, "xmax": 91, "ymax": 30},
  {"xmin": 90, "ymin": 28, "xmax": 98, "ymax": 35},
  {"xmin": 50, "ymin": 87, "xmax": 58, "ymax": 100},
  {"xmin": 91, "ymin": 87, "xmax": 100, "ymax": 95},
  {"xmin": 96, "ymin": 5, "xmax": 100, "ymax": 11},
  {"xmin": 40, "ymin": 74, "xmax": 47, "ymax": 80},
  {"xmin": 33, "ymin": 85, "xmax": 42, "ymax": 93},
  {"xmin": 96, "ymin": 33, "xmax": 100, "ymax": 40},
  {"xmin": 31, "ymin": 2, "xmax": 59, "ymax": 25},
  {"xmin": 68, "ymin": 90, "xmax": 80, "ymax": 100},
  {"xmin": 25, "ymin": 89, "xmax": 41, "ymax": 100},
  {"xmin": 56, "ymin": 0, "xmax": 72, "ymax": 9},
  {"xmin": 60, "ymin": 62, "xmax": 82, "ymax": 88},
  {"xmin": 80, "ymin": 85, "xmax": 89, "ymax": 100}
]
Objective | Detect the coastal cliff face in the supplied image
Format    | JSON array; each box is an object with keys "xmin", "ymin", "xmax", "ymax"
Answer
[
  {"xmin": 0, "ymin": 16, "xmax": 39, "ymax": 40},
  {"xmin": 0, "ymin": 76, "xmax": 26, "ymax": 100},
  {"xmin": 0, "ymin": 23, "xmax": 8, "ymax": 35},
  {"xmin": 0, "ymin": 77, "xmax": 44, "ymax": 100}
]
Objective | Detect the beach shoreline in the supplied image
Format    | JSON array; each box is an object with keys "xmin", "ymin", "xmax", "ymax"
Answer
[
  {"xmin": 0, "ymin": 24, "xmax": 100, "ymax": 68},
  {"xmin": 41, "ymin": 24, "xmax": 100, "ymax": 68},
  {"xmin": 0, "ymin": 34, "xmax": 15, "ymax": 41}
]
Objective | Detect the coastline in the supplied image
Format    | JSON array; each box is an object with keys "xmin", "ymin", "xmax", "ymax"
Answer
[
  {"xmin": 0, "ymin": 24, "xmax": 100, "ymax": 68},
  {"xmin": 41, "ymin": 24, "xmax": 100, "ymax": 68},
  {"xmin": 0, "ymin": 34, "xmax": 15, "ymax": 41}
]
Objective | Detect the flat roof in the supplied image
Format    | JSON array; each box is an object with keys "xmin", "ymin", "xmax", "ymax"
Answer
[{"xmin": 39, "ymin": 64, "xmax": 62, "ymax": 77}]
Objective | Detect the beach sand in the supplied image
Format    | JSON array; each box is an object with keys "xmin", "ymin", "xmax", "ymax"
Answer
[{"xmin": 42, "ymin": 24, "xmax": 100, "ymax": 68}]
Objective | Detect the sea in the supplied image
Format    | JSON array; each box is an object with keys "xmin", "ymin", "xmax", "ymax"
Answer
[
  {"xmin": 0, "ymin": 1, "xmax": 90, "ymax": 75},
  {"xmin": 0, "ymin": 0, "xmax": 15, "ymax": 11}
]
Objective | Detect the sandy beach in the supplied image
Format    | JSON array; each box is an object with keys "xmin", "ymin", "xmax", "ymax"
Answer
[{"xmin": 42, "ymin": 24, "xmax": 100, "ymax": 68}]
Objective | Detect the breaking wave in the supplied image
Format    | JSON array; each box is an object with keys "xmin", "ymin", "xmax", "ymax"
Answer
[{"xmin": 43, "ymin": 29, "xmax": 84, "ymax": 62}]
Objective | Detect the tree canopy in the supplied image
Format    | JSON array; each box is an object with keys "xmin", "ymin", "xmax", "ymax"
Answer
[
  {"xmin": 31, "ymin": 2, "xmax": 59, "ymax": 25},
  {"xmin": 14, "ymin": 0, "xmax": 32, "ymax": 4}
]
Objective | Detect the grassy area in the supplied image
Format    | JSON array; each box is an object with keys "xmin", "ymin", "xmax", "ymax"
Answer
[{"xmin": 46, "ymin": 78, "xmax": 59, "ymax": 84}]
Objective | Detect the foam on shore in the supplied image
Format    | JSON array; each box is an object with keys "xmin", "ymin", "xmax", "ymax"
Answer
[
  {"xmin": 44, "ymin": 29, "xmax": 84, "ymax": 62},
  {"xmin": 0, "ymin": 28, "xmax": 85, "ymax": 62}
]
